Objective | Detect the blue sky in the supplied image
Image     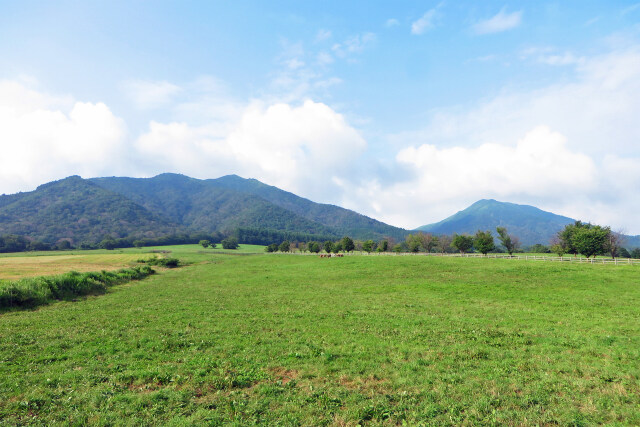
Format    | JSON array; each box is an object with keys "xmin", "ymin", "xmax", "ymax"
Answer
[{"xmin": 1, "ymin": 1, "xmax": 640, "ymax": 234}]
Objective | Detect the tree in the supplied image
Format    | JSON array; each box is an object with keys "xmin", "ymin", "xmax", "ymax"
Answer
[
  {"xmin": 618, "ymin": 247, "xmax": 631, "ymax": 258},
  {"xmin": 605, "ymin": 230, "xmax": 625, "ymax": 259},
  {"xmin": 323, "ymin": 240, "xmax": 334, "ymax": 253},
  {"xmin": 417, "ymin": 232, "xmax": 437, "ymax": 253},
  {"xmin": 451, "ymin": 234, "xmax": 473, "ymax": 254},
  {"xmin": 265, "ymin": 243, "xmax": 278, "ymax": 252},
  {"xmin": 558, "ymin": 221, "xmax": 584, "ymax": 257},
  {"xmin": 333, "ymin": 242, "xmax": 343, "ymax": 253},
  {"xmin": 474, "ymin": 230, "xmax": 495, "ymax": 255},
  {"xmin": 133, "ymin": 240, "xmax": 144, "ymax": 248},
  {"xmin": 572, "ymin": 225, "xmax": 609, "ymax": 258},
  {"xmin": 631, "ymin": 248, "xmax": 640, "ymax": 259},
  {"xmin": 529, "ymin": 244, "xmax": 550, "ymax": 253},
  {"xmin": 551, "ymin": 242, "xmax": 566, "ymax": 258},
  {"xmin": 362, "ymin": 240, "xmax": 374, "ymax": 253},
  {"xmin": 436, "ymin": 235, "xmax": 451, "ymax": 253},
  {"xmin": 341, "ymin": 236, "xmax": 355, "ymax": 252},
  {"xmin": 309, "ymin": 241, "xmax": 321, "ymax": 253},
  {"xmin": 279, "ymin": 240, "xmax": 290, "ymax": 252},
  {"xmin": 100, "ymin": 237, "xmax": 117, "ymax": 250},
  {"xmin": 221, "ymin": 237, "xmax": 239, "ymax": 250},
  {"xmin": 496, "ymin": 227, "xmax": 520, "ymax": 256},
  {"xmin": 405, "ymin": 234, "xmax": 421, "ymax": 252},
  {"xmin": 199, "ymin": 239, "xmax": 211, "ymax": 248},
  {"xmin": 377, "ymin": 240, "xmax": 389, "ymax": 252}
]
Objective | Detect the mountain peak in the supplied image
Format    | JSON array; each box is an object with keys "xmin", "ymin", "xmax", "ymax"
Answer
[{"xmin": 417, "ymin": 199, "xmax": 575, "ymax": 246}]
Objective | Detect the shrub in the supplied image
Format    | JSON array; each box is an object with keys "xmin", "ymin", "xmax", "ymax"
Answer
[
  {"xmin": 0, "ymin": 266, "xmax": 155, "ymax": 311},
  {"xmin": 144, "ymin": 257, "xmax": 180, "ymax": 268}
]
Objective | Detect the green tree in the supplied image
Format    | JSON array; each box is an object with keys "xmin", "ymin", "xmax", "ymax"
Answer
[
  {"xmin": 199, "ymin": 239, "xmax": 211, "ymax": 248},
  {"xmin": 221, "ymin": 237, "xmax": 239, "ymax": 250},
  {"xmin": 618, "ymin": 247, "xmax": 631, "ymax": 258},
  {"xmin": 309, "ymin": 241, "xmax": 320, "ymax": 253},
  {"xmin": 333, "ymin": 242, "xmax": 343, "ymax": 253},
  {"xmin": 405, "ymin": 234, "xmax": 421, "ymax": 253},
  {"xmin": 278, "ymin": 240, "xmax": 290, "ymax": 252},
  {"xmin": 341, "ymin": 236, "xmax": 355, "ymax": 252},
  {"xmin": 133, "ymin": 240, "xmax": 144, "ymax": 248},
  {"xmin": 451, "ymin": 234, "xmax": 473, "ymax": 254},
  {"xmin": 558, "ymin": 221, "xmax": 584, "ymax": 257},
  {"xmin": 631, "ymin": 248, "xmax": 640, "ymax": 259},
  {"xmin": 474, "ymin": 230, "xmax": 495, "ymax": 255},
  {"xmin": 265, "ymin": 243, "xmax": 278, "ymax": 252},
  {"xmin": 573, "ymin": 225, "xmax": 609, "ymax": 258},
  {"xmin": 550, "ymin": 241, "xmax": 566, "ymax": 257},
  {"xmin": 496, "ymin": 227, "xmax": 519, "ymax": 256},
  {"xmin": 529, "ymin": 244, "xmax": 550, "ymax": 253},
  {"xmin": 100, "ymin": 237, "xmax": 117, "ymax": 250},
  {"xmin": 362, "ymin": 239, "xmax": 374, "ymax": 253},
  {"xmin": 323, "ymin": 241, "xmax": 334, "ymax": 253},
  {"xmin": 377, "ymin": 240, "xmax": 389, "ymax": 252}
]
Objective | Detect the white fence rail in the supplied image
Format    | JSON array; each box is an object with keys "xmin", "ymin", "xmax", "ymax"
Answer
[{"xmin": 284, "ymin": 251, "xmax": 640, "ymax": 265}]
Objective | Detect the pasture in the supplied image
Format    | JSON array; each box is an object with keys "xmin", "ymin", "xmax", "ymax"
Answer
[{"xmin": 1, "ymin": 246, "xmax": 639, "ymax": 425}]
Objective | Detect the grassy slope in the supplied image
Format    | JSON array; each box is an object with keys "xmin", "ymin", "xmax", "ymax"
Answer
[{"xmin": 1, "ymin": 251, "xmax": 639, "ymax": 425}]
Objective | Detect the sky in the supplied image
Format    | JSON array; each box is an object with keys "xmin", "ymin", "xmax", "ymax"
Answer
[{"xmin": 1, "ymin": 0, "xmax": 640, "ymax": 234}]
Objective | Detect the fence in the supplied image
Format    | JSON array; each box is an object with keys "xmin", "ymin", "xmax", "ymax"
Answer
[{"xmin": 284, "ymin": 250, "xmax": 640, "ymax": 265}]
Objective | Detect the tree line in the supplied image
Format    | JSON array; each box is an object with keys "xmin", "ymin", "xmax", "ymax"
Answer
[{"xmin": 261, "ymin": 223, "xmax": 640, "ymax": 259}]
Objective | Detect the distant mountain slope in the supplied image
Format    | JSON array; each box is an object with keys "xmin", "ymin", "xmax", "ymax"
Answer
[
  {"xmin": 208, "ymin": 174, "xmax": 407, "ymax": 240},
  {"xmin": 417, "ymin": 199, "xmax": 575, "ymax": 246},
  {"xmin": 0, "ymin": 176, "xmax": 179, "ymax": 244},
  {"xmin": 90, "ymin": 174, "xmax": 337, "ymax": 236}
]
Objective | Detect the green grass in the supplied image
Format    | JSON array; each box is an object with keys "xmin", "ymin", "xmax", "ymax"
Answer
[{"xmin": 1, "ymin": 249, "xmax": 639, "ymax": 425}]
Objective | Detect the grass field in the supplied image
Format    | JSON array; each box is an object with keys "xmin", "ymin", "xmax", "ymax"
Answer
[
  {"xmin": 0, "ymin": 244, "xmax": 265, "ymax": 281},
  {"xmin": 1, "ymin": 246, "xmax": 639, "ymax": 425}
]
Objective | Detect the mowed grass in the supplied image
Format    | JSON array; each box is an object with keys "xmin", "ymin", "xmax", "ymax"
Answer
[
  {"xmin": 0, "ymin": 254, "xmax": 152, "ymax": 281},
  {"xmin": 0, "ymin": 244, "xmax": 264, "ymax": 281},
  {"xmin": 1, "ymin": 251, "xmax": 639, "ymax": 425}
]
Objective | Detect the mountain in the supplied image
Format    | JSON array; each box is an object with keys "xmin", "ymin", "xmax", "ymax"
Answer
[
  {"xmin": 0, "ymin": 173, "xmax": 407, "ymax": 245},
  {"xmin": 417, "ymin": 199, "xmax": 576, "ymax": 246},
  {"xmin": 0, "ymin": 176, "xmax": 180, "ymax": 244},
  {"xmin": 90, "ymin": 174, "xmax": 337, "ymax": 237},
  {"xmin": 206, "ymin": 174, "xmax": 407, "ymax": 240}
]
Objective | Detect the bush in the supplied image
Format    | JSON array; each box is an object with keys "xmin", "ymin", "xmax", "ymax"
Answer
[
  {"xmin": 0, "ymin": 266, "xmax": 155, "ymax": 311},
  {"xmin": 221, "ymin": 237, "xmax": 239, "ymax": 250},
  {"xmin": 143, "ymin": 257, "xmax": 180, "ymax": 268}
]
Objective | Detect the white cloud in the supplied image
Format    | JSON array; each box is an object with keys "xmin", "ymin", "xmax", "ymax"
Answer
[
  {"xmin": 520, "ymin": 47, "xmax": 584, "ymax": 66},
  {"xmin": 123, "ymin": 80, "xmax": 181, "ymax": 110},
  {"xmin": 411, "ymin": 9, "xmax": 437, "ymax": 35},
  {"xmin": 385, "ymin": 18, "xmax": 399, "ymax": 28},
  {"xmin": 473, "ymin": 8, "xmax": 522, "ymax": 35},
  {"xmin": 315, "ymin": 29, "xmax": 332, "ymax": 42},
  {"xmin": 346, "ymin": 127, "xmax": 596, "ymax": 229},
  {"xmin": 135, "ymin": 100, "xmax": 366, "ymax": 202},
  {"xmin": 332, "ymin": 32, "xmax": 376, "ymax": 58},
  {"xmin": 0, "ymin": 80, "xmax": 128, "ymax": 194},
  {"xmin": 285, "ymin": 58, "xmax": 305, "ymax": 70},
  {"xmin": 316, "ymin": 51, "xmax": 334, "ymax": 66}
]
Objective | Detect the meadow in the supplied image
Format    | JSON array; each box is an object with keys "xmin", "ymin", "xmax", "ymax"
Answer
[{"xmin": 1, "ymin": 245, "xmax": 639, "ymax": 425}]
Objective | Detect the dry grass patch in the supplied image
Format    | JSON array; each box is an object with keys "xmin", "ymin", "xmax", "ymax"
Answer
[{"xmin": 0, "ymin": 253, "xmax": 148, "ymax": 280}]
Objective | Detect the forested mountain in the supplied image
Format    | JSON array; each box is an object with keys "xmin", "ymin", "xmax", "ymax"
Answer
[
  {"xmin": 207, "ymin": 174, "xmax": 407, "ymax": 240},
  {"xmin": 91, "ymin": 174, "xmax": 339, "ymax": 236},
  {"xmin": 417, "ymin": 199, "xmax": 576, "ymax": 246},
  {"xmin": 0, "ymin": 176, "xmax": 180, "ymax": 244},
  {"xmin": 0, "ymin": 173, "xmax": 407, "ymax": 245}
]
